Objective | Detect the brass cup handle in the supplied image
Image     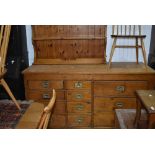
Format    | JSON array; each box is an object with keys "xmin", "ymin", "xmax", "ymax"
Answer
[
  {"xmin": 74, "ymin": 82, "xmax": 83, "ymax": 88},
  {"xmin": 115, "ymin": 102, "xmax": 124, "ymax": 108},
  {"xmin": 115, "ymin": 85, "xmax": 125, "ymax": 93},
  {"xmin": 42, "ymin": 81, "xmax": 49, "ymax": 88},
  {"xmin": 75, "ymin": 94, "xmax": 83, "ymax": 99},
  {"xmin": 75, "ymin": 104, "xmax": 84, "ymax": 110},
  {"xmin": 76, "ymin": 117, "xmax": 84, "ymax": 124},
  {"xmin": 42, "ymin": 93, "xmax": 50, "ymax": 99}
]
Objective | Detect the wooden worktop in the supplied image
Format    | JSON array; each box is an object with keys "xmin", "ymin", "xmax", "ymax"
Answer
[
  {"xmin": 23, "ymin": 62, "xmax": 155, "ymax": 75},
  {"xmin": 136, "ymin": 90, "xmax": 155, "ymax": 113}
]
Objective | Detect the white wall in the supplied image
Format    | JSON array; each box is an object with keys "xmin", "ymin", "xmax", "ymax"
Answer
[
  {"xmin": 26, "ymin": 25, "xmax": 152, "ymax": 65},
  {"xmin": 25, "ymin": 25, "xmax": 34, "ymax": 65}
]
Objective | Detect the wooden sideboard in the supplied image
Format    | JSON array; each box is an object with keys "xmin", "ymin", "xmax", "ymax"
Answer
[{"xmin": 23, "ymin": 62, "xmax": 155, "ymax": 128}]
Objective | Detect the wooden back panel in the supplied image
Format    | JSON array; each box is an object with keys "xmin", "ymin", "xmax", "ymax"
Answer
[
  {"xmin": 33, "ymin": 25, "xmax": 106, "ymax": 39},
  {"xmin": 32, "ymin": 25, "xmax": 107, "ymax": 64}
]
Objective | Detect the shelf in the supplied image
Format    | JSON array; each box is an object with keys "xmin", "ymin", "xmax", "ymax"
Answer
[{"xmin": 33, "ymin": 36, "xmax": 107, "ymax": 41}]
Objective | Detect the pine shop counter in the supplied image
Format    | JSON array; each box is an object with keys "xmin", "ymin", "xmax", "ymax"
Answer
[{"xmin": 22, "ymin": 62, "xmax": 155, "ymax": 129}]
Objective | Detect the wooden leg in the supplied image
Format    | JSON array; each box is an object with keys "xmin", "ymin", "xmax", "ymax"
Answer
[
  {"xmin": 0, "ymin": 78, "xmax": 21, "ymax": 110},
  {"xmin": 108, "ymin": 38, "xmax": 117, "ymax": 69},
  {"xmin": 136, "ymin": 38, "xmax": 139, "ymax": 64},
  {"xmin": 134, "ymin": 99, "xmax": 142, "ymax": 128},
  {"xmin": 141, "ymin": 38, "xmax": 147, "ymax": 69}
]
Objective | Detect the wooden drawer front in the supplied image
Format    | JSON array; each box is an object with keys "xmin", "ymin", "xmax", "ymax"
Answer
[
  {"xmin": 27, "ymin": 90, "xmax": 65, "ymax": 101},
  {"xmin": 28, "ymin": 80, "xmax": 63, "ymax": 90},
  {"xmin": 68, "ymin": 114, "xmax": 91, "ymax": 127},
  {"xmin": 94, "ymin": 112, "xmax": 114, "ymax": 128},
  {"xmin": 125, "ymin": 81, "xmax": 148, "ymax": 96},
  {"xmin": 48, "ymin": 114, "xmax": 66, "ymax": 129},
  {"xmin": 67, "ymin": 102, "xmax": 91, "ymax": 113},
  {"xmin": 67, "ymin": 91, "xmax": 91, "ymax": 102},
  {"xmin": 94, "ymin": 81, "xmax": 148, "ymax": 97},
  {"xmin": 94, "ymin": 97, "xmax": 136, "ymax": 112},
  {"xmin": 53, "ymin": 101, "xmax": 66, "ymax": 114},
  {"xmin": 64, "ymin": 81, "xmax": 91, "ymax": 89}
]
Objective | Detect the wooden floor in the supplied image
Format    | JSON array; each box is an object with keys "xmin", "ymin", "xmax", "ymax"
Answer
[{"xmin": 115, "ymin": 109, "xmax": 148, "ymax": 129}]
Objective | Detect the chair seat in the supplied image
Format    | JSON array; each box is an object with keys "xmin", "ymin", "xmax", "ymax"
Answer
[
  {"xmin": 111, "ymin": 35, "xmax": 146, "ymax": 38},
  {"xmin": 16, "ymin": 102, "xmax": 45, "ymax": 129}
]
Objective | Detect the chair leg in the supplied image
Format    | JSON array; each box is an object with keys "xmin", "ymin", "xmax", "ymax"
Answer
[
  {"xmin": 141, "ymin": 38, "xmax": 147, "ymax": 69},
  {"xmin": 0, "ymin": 78, "xmax": 21, "ymax": 110},
  {"xmin": 108, "ymin": 38, "xmax": 117, "ymax": 69},
  {"xmin": 136, "ymin": 38, "xmax": 139, "ymax": 64}
]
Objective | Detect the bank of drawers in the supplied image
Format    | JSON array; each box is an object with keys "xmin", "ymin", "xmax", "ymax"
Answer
[
  {"xmin": 65, "ymin": 81, "xmax": 92, "ymax": 128},
  {"xmin": 26, "ymin": 80, "xmax": 66, "ymax": 128},
  {"xmin": 26, "ymin": 80, "xmax": 92, "ymax": 128},
  {"xmin": 93, "ymin": 81, "xmax": 148, "ymax": 128},
  {"xmin": 25, "ymin": 79, "xmax": 149, "ymax": 128}
]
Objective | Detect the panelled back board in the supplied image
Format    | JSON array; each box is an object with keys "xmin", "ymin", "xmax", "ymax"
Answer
[{"xmin": 32, "ymin": 25, "xmax": 107, "ymax": 64}]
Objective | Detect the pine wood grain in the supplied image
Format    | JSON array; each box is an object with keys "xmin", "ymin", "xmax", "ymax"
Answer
[
  {"xmin": 23, "ymin": 63, "xmax": 155, "ymax": 75},
  {"xmin": 32, "ymin": 25, "xmax": 107, "ymax": 64}
]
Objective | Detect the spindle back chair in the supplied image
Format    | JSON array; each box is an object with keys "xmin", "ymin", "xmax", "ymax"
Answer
[
  {"xmin": 108, "ymin": 25, "xmax": 147, "ymax": 69},
  {"xmin": 0, "ymin": 25, "xmax": 21, "ymax": 110}
]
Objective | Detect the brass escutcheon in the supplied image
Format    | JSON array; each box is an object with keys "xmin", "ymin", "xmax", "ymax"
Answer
[{"xmin": 74, "ymin": 81, "xmax": 83, "ymax": 88}]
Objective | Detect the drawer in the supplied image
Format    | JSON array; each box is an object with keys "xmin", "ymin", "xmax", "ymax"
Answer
[
  {"xmin": 48, "ymin": 114, "xmax": 66, "ymax": 129},
  {"xmin": 26, "ymin": 90, "xmax": 65, "ymax": 101},
  {"xmin": 94, "ymin": 97, "xmax": 136, "ymax": 112},
  {"xmin": 67, "ymin": 90, "xmax": 91, "ymax": 102},
  {"xmin": 94, "ymin": 81, "xmax": 148, "ymax": 97},
  {"xmin": 68, "ymin": 114, "xmax": 91, "ymax": 127},
  {"xmin": 53, "ymin": 101, "xmax": 66, "ymax": 114},
  {"xmin": 64, "ymin": 81, "xmax": 91, "ymax": 89},
  {"xmin": 94, "ymin": 112, "xmax": 114, "ymax": 128},
  {"xmin": 28, "ymin": 80, "xmax": 63, "ymax": 90},
  {"xmin": 67, "ymin": 102, "xmax": 91, "ymax": 113}
]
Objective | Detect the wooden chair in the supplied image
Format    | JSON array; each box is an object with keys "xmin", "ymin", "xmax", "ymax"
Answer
[
  {"xmin": 37, "ymin": 89, "xmax": 56, "ymax": 129},
  {"xmin": 108, "ymin": 25, "xmax": 147, "ymax": 69},
  {"xmin": 16, "ymin": 89, "xmax": 56, "ymax": 129},
  {"xmin": 0, "ymin": 25, "xmax": 21, "ymax": 110}
]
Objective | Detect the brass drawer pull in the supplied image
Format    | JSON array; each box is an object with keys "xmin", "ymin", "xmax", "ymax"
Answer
[
  {"xmin": 75, "ymin": 104, "xmax": 84, "ymax": 110},
  {"xmin": 42, "ymin": 81, "xmax": 49, "ymax": 88},
  {"xmin": 115, "ymin": 102, "xmax": 124, "ymax": 108},
  {"xmin": 115, "ymin": 85, "xmax": 125, "ymax": 92},
  {"xmin": 75, "ymin": 94, "xmax": 83, "ymax": 99},
  {"xmin": 74, "ymin": 82, "xmax": 83, "ymax": 88},
  {"xmin": 76, "ymin": 117, "xmax": 84, "ymax": 124},
  {"xmin": 42, "ymin": 93, "xmax": 50, "ymax": 99}
]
